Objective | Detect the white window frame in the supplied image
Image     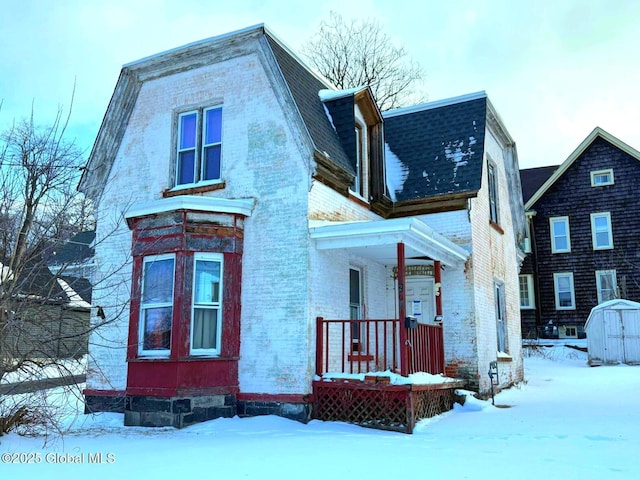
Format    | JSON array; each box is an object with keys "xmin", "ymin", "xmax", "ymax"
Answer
[
  {"xmin": 590, "ymin": 212, "xmax": 613, "ymax": 250},
  {"xmin": 139, "ymin": 253, "xmax": 176, "ymax": 357},
  {"xmin": 550, "ymin": 216, "xmax": 571, "ymax": 253},
  {"xmin": 349, "ymin": 266, "xmax": 364, "ymax": 353},
  {"xmin": 488, "ymin": 161, "xmax": 500, "ymax": 224},
  {"xmin": 175, "ymin": 106, "xmax": 223, "ymax": 188},
  {"xmin": 590, "ymin": 169, "xmax": 614, "ymax": 187},
  {"xmin": 596, "ymin": 269, "xmax": 617, "ymax": 304},
  {"xmin": 519, "ymin": 274, "xmax": 535, "ymax": 309},
  {"xmin": 350, "ymin": 117, "xmax": 369, "ymax": 201},
  {"xmin": 561, "ymin": 326, "xmax": 578, "ymax": 338},
  {"xmin": 554, "ymin": 272, "xmax": 576, "ymax": 310},
  {"xmin": 190, "ymin": 253, "xmax": 224, "ymax": 356}
]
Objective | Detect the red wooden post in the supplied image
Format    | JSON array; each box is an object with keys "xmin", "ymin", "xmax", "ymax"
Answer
[
  {"xmin": 434, "ymin": 260, "xmax": 442, "ymax": 316},
  {"xmin": 397, "ymin": 242, "xmax": 408, "ymax": 376},
  {"xmin": 316, "ymin": 316, "xmax": 324, "ymax": 376}
]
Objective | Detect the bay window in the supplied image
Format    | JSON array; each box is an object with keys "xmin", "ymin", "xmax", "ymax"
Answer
[
  {"xmin": 191, "ymin": 254, "xmax": 223, "ymax": 355},
  {"xmin": 140, "ymin": 255, "xmax": 175, "ymax": 355}
]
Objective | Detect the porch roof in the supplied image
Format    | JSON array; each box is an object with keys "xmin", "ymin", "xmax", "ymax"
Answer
[{"xmin": 309, "ymin": 217, "xmax": 469, "ymax": 267}]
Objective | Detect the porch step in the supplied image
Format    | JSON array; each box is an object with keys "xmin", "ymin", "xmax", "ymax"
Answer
[{"xmin": 312, "ymin": 379, "xmax": 465, "ymax": 434}]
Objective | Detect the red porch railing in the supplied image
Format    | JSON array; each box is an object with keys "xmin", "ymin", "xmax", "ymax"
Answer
[{"xmin": 315, "ymin": 317, "xmax": 444, "ymax": 377}]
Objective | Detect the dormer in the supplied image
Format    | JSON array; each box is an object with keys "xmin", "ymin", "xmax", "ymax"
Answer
[{"xmin": 319, "ymin": 87, "xmax": 387, "ymax": 206}]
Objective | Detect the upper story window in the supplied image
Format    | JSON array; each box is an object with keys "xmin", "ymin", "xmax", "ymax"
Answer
[
  {"xmin": 176, "ymin": 106, "xmax": 223, "ymax": 186},
  {"xmin": 550, "ymin": 216, "xmax": 571, "ymax": 253},
  {"xmin": 590, "ymin": 169, "xmax": 614, "ymax": 187},
  {"xmin": 350, "ymin": 121, "xmax": 368, "ymax": 200},
  {"xmin": 140, "ymin": 254, "xmax": 175, "ymax": 356},
  {"xmin": 591, "ymin": 212, "xmax": 613, "ymax": 250},
  {"xmin": 488, "ymin": 162, "xmax": 499, "ymax": 224}
]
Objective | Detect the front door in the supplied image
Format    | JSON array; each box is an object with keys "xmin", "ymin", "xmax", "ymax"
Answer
[{"xmin": 405, "ymin": 276, "xmax": 436, "ymax": 325}]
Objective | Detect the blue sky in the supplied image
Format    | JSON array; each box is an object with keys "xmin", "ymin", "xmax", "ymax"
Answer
[{"xmin": 1, "ymin": 0, "xmax": 639, "ymax": 169}]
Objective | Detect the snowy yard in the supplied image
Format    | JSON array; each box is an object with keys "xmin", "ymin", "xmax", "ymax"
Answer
[{"xmin": 1, "ymin": 345, "xmax": 639, "ymax": 479}]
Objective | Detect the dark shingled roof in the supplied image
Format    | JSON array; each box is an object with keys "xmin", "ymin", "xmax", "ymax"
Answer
[
  {"xmin": 49, "ymin": 230, "xmax": 95, "ymax": 266},
  {"xmin": 265, "ymin": 34, "xmax": 353, "ymax": 175},
  {"xmin": 383, "ymin": 95, "xmax": 487, "ymax": 202},
  {"xmin": 519, "ymin": 166, "xmax": 558, "ymax": 203}
]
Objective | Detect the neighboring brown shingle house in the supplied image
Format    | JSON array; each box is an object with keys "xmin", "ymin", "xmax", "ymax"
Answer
[{"xmin": 519, "ymin": 127, "xmax": 640, "ymax": 339}]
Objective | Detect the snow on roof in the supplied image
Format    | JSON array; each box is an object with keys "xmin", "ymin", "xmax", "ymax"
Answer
[
  {"xmin": 318, "ymin": 86, "xmax": 368, "ymax": 102},
  {"xmin": 385, "ymin": 142, "xmax": 409, "ymax": 202},
  {"xmin": 56, "ymin": 278, "xmax": 91, "ymax": 309},
  {"xmin": 383, "ymin": 91, "xmax": 487, "ymax": 118}
]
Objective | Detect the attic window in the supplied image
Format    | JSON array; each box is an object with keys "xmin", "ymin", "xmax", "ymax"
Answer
[{"xmin": 590, "ymin": 169, "xmax": 614, "ymax": 187}]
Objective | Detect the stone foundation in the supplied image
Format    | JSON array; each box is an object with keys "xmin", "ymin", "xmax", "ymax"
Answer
[{"xmin": 85, "ymin": 393, "xmax": 311, "ymax": 428}]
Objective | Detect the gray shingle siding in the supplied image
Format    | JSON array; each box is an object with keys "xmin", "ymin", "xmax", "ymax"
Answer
[{"xmin": 265, "ymin": 34, "xmax": 353, "ymax": 175}]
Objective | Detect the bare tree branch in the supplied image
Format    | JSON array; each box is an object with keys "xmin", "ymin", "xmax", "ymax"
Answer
[{"xmin": 303, "ymin": 12, "xmax": 427, "ymax": 111}]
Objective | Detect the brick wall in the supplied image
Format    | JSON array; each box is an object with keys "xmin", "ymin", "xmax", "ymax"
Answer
[
  {"xmin": 468, "ymin": 130, "xmax": 524, "ymax": 394},
  {"xmin": 89, "ymin": 41, "xmax": 316, "ymax": 395}
]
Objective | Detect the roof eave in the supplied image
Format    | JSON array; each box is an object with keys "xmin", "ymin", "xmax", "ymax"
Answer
[{"xmin": 525, "ymin": 127, "xmax": 640, "ymax": 209}]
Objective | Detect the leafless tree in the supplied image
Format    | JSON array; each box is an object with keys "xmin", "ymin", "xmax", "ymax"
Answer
[
  {"xmin": 0, "ymin": 104, "xmax": 130, "ymax": 438},
  {"xmin": 303, "ymin": 11, "xmax": 427, "ymax": 111}
]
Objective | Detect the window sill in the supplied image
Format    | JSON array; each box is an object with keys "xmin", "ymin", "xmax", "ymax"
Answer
[
  {"xmin": 163, "ymin": 180, "xmax": 226, "ymax": 197},
  {"xmin": 348, "ymin": 354, "xmax": 375, "ymax": 362},
  {"xmin": 489, "ymin": 220, "xmax": 504, "ymax": 235},
  {"xmin": 497, "ymin": 353, "xmax": 512, "ymax": 362},
  {"xmin": 129, "ymin": 355, "xmax": 239, "ymax": 362},
  {"xmin": 348, "ymin": 192, "xmax": 371, "ymax": 209},
  {"xmin": 520, "ymin": 306, "xmax": 536, "ymax": 310}
]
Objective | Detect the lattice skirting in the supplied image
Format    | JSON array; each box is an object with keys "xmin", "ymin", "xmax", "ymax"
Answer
[{"xmin": 312, "ymin": 381, "xmax": 459, "ymax": 434}]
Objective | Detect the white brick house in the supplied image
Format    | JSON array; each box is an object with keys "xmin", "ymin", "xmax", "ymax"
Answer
[{"xmin": 79, "ymin": 24, "xmax": 525, "ymax": 429}]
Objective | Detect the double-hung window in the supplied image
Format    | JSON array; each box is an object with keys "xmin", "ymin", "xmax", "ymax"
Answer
[
  {"xmin": 554, "ymin": 272, "xmax": 575, "ymax": 310},
  {"xmin": 519, "ymin": 274, "xmax": 535, "ymax": 309},
  {"xmin": 596, "ymin": 270, "xmax": 617, "ymax": 303},
  {"xmin": 176, "ymin": 106, "xmax": 223, "ymax": 186},
  {"xmin": 140, "ymin": 254, "xmax": 175, "ymax": 355},
  {"xmin": 590, "ymin": 212, "xmax": 613, "ymax": 250},
  {"xmin": 550, "ymin": 217, "xmax": 571, "ymax": 253},
  {"xmin": 191, "ymin": 253, "xmax": 224, "ymax": 355}
]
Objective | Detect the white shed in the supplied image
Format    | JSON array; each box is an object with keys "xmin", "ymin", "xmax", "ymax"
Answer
[{"xmin": 585, "ymin": 299, "xmax": 640, "ymax": 366}]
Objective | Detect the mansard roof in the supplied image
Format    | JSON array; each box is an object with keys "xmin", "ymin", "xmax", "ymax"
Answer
[
  {"xmin": 383, "ymin": 92, "xmax": 488, "ymax": 203},
  {"xmin": 79, "ymin": 24, "xmax": 356, "ymax": 201}
]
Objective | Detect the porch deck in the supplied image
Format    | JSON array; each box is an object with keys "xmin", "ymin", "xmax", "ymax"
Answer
[{"xmin": 313, "ymin": 317, "xmax": 465, "ymax": 433}]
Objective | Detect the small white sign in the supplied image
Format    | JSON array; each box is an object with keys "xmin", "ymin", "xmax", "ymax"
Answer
[{"xmin": 412, "ymin": 300, "xmax": 422, "ymax": 316}]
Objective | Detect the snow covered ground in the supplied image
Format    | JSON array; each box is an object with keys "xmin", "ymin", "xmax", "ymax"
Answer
[{"xmin": 1, "ymin": 345, "xmax": 639, "ymax": 479}]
